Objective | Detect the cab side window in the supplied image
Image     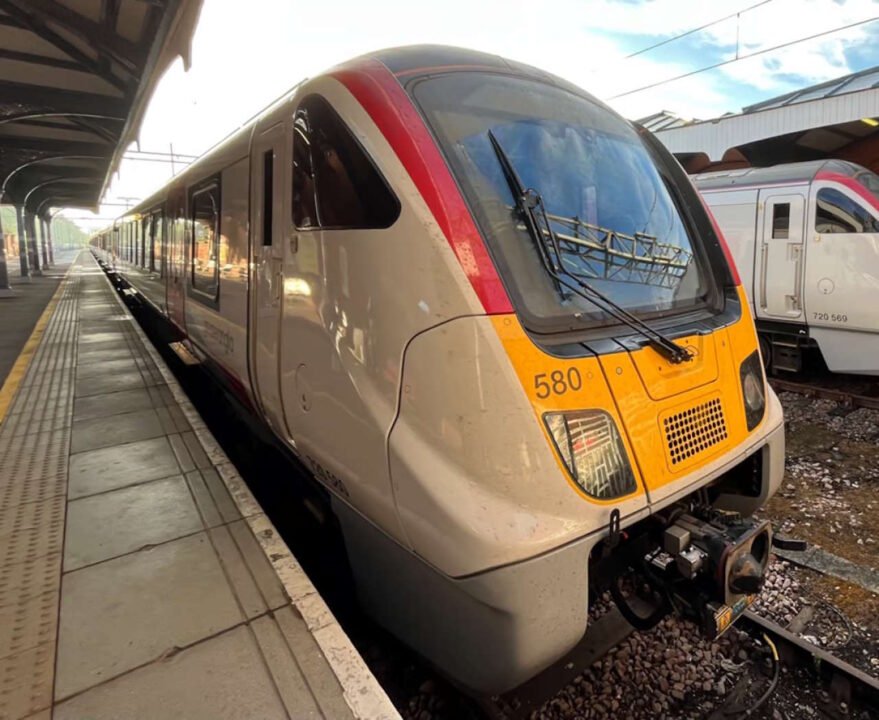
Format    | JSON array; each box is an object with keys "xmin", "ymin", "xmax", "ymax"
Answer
[
  {"xmin": 191, "ymin": 181, "xmax": 220, "ymax": 299},
  {"xmin": 816, "ymin": 187, "xmax": 879, "ymax": 234},
  {"xmin": 771, "ymin": 203, "xmax": 790, "ymax": 239},
  {"xmin": 292, "ymin": 94, "xmax": 399, "ymax": 230}
]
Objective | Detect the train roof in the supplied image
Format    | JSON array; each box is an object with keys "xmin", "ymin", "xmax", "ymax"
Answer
[{"xmin": 692, "ymin": 159, "xmax": 866, "ymax": 191}]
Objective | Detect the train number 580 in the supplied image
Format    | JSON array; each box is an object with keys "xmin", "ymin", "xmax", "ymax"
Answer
[{"xmin": 534, "ymin": 368, "xmax": 583, "ymax": 398}]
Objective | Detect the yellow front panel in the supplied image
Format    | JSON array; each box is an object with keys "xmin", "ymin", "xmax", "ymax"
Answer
[
  {"xmin": 492, "ymin": 289, "xmax": 761, "ymax": 501},
  {"xmin": 490, "ymin": 315, "xmax": 647, "ymax": 505},
  {"xmin": 629, "ymin": 331, "xmax": 718, "ymax": 401}
]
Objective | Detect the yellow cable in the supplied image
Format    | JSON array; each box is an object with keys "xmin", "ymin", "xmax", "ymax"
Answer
[{"xmin": 763, "ymin": 633, "xmax": 780, "ymax": 661}]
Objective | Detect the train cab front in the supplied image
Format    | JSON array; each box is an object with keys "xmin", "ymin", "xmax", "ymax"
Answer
[{"xmin": 341, "ymin": 49, "xmax": 785, "ymax": 694}]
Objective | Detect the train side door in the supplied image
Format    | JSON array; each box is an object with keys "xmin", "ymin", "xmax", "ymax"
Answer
[
  {"xmin": 756, "ymin": 191, "xmax": 805, "ymax": 320},
  {"xmin": 249, "ymin": 122, "xmax": 288, "ymax": 435}
]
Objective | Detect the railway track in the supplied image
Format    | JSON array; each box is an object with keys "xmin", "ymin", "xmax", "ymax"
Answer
[
  {"xmin": 769, "ymin": 377, "xmax": 879, "ymax": 410},
  {"xmin": 479, "ymin": 605, "xmax": 879, "ymax": 720},
  {"xmin": 728, "ymin": 610, "xmax": 879, "ymax": 719}
]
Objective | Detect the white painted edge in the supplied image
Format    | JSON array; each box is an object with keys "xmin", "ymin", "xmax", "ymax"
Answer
[{"xmin": 98, "ymin": 256, "xmax": 401, "ymax": 720}]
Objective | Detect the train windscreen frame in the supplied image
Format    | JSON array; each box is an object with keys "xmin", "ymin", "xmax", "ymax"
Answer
[{"xmin": 412, "ymin": 71, "xmax": 724, "ymax": 335}]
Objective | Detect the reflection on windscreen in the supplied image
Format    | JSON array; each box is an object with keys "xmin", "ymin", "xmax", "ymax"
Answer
[
  {"xmin": 464, "ymin": 120, "xmax": 693, "ymax": 286},
  {"xmin": 415, "ymin": 73, "xmax": 709, "ymax": 328}
]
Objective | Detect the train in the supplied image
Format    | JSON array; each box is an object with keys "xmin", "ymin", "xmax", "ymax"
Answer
[
  {"xmin": 694, "ymin": 160, "xmax": 879, "ymax": 376},
  {"xmin": 91, "ymin": 45, "xmax": 784, "ymax": 694}
]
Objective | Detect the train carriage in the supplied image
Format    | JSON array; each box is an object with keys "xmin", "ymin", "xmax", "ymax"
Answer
[
  {"xmin": 695, "ymin": 160, "xmax": 879, "ymax": 376},
  {"xmin": 93, "ymin": 45, "xmax": 784, "ymax": 694}
]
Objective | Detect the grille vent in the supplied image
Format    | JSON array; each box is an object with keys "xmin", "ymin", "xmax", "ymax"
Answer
[{"xmin": 663, "ymin": 397, "xmax": 728, "ymax": 466}]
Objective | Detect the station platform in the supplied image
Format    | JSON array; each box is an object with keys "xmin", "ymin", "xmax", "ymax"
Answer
[
  {"xmin": 0, "ymin": 248, "xmax": 80, "ymax": 391},
  {"xmin": 0, "ymin": 252, "xmax": 399, "ymax": 720}
]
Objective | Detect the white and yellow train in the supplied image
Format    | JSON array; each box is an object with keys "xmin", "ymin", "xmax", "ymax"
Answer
[{"xmin": 92, "ymin": 46, "xmax": 785, "ymax": 694}]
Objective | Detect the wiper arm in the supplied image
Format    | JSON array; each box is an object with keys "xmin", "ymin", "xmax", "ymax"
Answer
[{"xmin": 487, "ymin": 130, "xmax": 693, "ymax": 365}]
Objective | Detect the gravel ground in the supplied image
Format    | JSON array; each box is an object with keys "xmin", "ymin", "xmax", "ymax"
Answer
[
  {"xmin": 762, "ymin": 393, "xmax": 879, "ymax": 612},
  {"xmin": 529, "ymin": 614, "xmax": 759, "ymax": 720}
]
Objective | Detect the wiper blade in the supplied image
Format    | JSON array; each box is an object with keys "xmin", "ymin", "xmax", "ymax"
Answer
[{"xmin": 487, "ymin": 130, "xmax": 693, "ymax": 365}]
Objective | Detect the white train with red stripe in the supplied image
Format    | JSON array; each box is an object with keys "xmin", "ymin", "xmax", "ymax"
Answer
[
  {"xmin": 695, "ymin": 160, "xmax": 879, "ymax": 375},
  {"xmin": 92, "ymin": 46, "xmax": 784, "ymax": 694}
]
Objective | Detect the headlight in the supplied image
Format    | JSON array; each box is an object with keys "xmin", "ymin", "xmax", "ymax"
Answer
[
  {"xmin": 739, "ymin": 351, "xmax": 765, "ymax": 431},
  {"xmin": 543, "ymin": 410, "xmax": 637, "ymax": 500}
]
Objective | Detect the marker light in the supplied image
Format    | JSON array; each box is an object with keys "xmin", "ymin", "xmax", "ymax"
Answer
[
  {"xmin": 543, "ymin": 410, "xmax": 636, "ymax": 499},
  {"xmin": 739, "ymin": 351, "xmax": 765, "ymax": 431}
]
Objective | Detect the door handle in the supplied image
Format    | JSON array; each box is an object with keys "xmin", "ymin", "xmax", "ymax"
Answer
[
  {"xmin": 791, "ymin": 245, "xmax": 803, "ymax": 309},
  {"xmin": 759, "ymin": 244, "xmax": 768, "ymax": 309}
]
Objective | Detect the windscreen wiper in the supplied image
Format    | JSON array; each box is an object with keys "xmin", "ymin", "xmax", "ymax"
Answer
[{"xmin": 487, "ymin": 130, "xmax": 693, "ymax": 364}]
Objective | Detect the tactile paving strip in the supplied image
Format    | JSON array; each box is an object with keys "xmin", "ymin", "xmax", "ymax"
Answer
[{"xmin": 0, "ymin": 258, "xmax": 80, "ymax": 720}]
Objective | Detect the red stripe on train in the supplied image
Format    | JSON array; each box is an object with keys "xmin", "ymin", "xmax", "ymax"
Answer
[
  {"xmin": 331, "ymin": 60, "xmax": 513, "ymax": 315},
  {"xmin": 815, "ymin": 171, "xmax": 879, "ymax": 214}
]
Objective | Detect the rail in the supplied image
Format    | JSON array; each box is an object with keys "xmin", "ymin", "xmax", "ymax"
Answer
[
  {"xmin": 730, "ymin": 610, "xmax": 879, "ymax": 719},
  {"xmin": 769, "ymin": 378, "xmax": 879, "ymax": 410}
]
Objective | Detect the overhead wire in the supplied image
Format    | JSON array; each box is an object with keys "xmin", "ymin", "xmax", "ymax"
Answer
[
  {"xmin": 608, "ymin": 15, "xmax": 879, "ymax": 99},
  {"xmin": 620, "ymin": 0, "xmax": 774, "ymax": 61}
]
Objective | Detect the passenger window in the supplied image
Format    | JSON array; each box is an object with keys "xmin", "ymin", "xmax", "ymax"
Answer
[
  {"xmin": 190, "ymin": 182, "xmax": 220, "ymax": 299},
  {"xmin": 152, "ymin": 210, "xmax": 164, "ymax": 275},
  {"xmin": 292, "ymin": 111, "xmax": 318, "ymax": 228},
  {"xmin": 771, "ymin": 203, "xmax": 790, "ymax": 239},
  {"xmin": 292, "ymin": 95, "xmax": 399, "ymax": 230},
  {"xmin": 262, "ymin": 149, "xmax": 273, "ymax": 245},
  {"xmin": 816, "ymin": 187, "xmax": 879, "ymax": 234},
  {"xmin": 142, "ymin": 217, "xmax": 149, "ymax": 268}
]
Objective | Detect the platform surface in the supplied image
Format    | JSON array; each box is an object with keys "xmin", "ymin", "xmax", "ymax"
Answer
[
  {"xmin": 0, "ymin": 252, "xmax": 398, "ymax": 720},
  {"xmin": 0, "ymin": 248, "xmax": 80, "ymax": 388}
]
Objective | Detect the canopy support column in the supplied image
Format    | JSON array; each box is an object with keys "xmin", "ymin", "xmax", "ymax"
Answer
[{"xmin": 15, "ymin": 205, "xmax": 30, "ymax": 279}]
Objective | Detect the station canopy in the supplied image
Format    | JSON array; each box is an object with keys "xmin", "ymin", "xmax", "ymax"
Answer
[
  {"xmin": 0, "ymin": 0, "xmax": 203, "ymax": 217},
  {"xmin": 647, "ymin": 65, "xmax": 879, "ymax": 175}
]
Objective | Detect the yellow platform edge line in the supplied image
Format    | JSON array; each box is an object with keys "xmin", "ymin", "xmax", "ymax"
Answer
[{"xmin": 0, "ymin": 268, "xmax": 73, "ymax": 425}]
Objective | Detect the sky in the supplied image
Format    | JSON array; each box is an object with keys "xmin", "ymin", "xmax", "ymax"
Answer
[{"xmin": 65, "ymin": 0, "xmax": 879, "ymax": 230}]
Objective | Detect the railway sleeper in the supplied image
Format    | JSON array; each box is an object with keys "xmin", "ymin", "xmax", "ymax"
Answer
[{"xmin": 737, "ymin": 612, "xmax": 879, "ymax": 719}]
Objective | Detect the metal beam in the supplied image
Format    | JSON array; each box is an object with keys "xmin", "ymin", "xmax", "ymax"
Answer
[
  {"xmin": 14, "ymin": 118, "xmax": 86, "ymax": 131},
  {"xmin": 6, "ymin": 0, "xmax": 141, "ymax": 75},
  {"xmin": 18, "ymin": 167, "xmax": 106, "ymax": 189},
  {"xmin": 0, "ymin": 13, "xmax": 23, "ymax": 28},
  {"xmin": 0, "ymin": 48, "xmax": 88, "ymax": 72},
  {"xmin": 1, "ymin": 153, "xmax": 107, "ymax": 205},
  {"xmin": 0, "ymin": 0, "xmax": 130, "ymax": 91},
  {"xmin": 0, "ymin": 135, "xmax": 112, "ymax": 156},
  {"xmin": 0, "ymin": 81, "xmax": 128, "ymax": 121},
  {"xmin": 26, "ymin": 188, "xmax": 96, "ymax": 216},
  {"xmin": 100, "ymin": 0, "xmax": 120, "ymax": 76},
  {"xmin": 68, "ymin": 116, "xmax": 119, "ymax": 143}
]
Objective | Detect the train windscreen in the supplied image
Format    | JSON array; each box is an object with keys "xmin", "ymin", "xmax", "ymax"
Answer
[{"xmin": 413, "ymin": 72, "xmax": 717, "ymax": 333}]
